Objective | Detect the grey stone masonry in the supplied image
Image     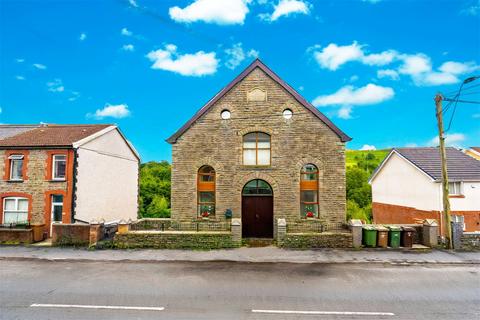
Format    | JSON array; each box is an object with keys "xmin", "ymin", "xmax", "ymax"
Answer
[
  {"xmin": 276, "ymin": 218, "xmax": 287, "ymax": 246},
  {"xmin": 170, "ymin": 66, "xmax": 347, "ymax": 237},
  {"xmin": 231, "ymin": 218, "xmax": 241, "ymax": 245}
]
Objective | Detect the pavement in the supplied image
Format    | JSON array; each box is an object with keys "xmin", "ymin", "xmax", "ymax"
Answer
[
  {"xmin": 0, "ymin": 245, "xmax": 479, "ymax": 265},
  {"xmin": 1, "ymin": 259, "xmax": 479, "ymax": 319}
]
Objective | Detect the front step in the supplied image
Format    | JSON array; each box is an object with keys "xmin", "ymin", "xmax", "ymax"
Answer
[{"xmin": 244, "ymin": 238, "xmax": 275, "ymax": 247}]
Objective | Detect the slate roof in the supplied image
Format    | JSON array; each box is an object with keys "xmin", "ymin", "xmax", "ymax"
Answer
[
  {"xmin": 394, "ymin": 147, "xmax": 480, "ymax": 181},
  {"xmin": 167, "ymin": 58, "xmax": 351, "ymax": 144},
  {"xmin": 0, "ymin": 125, "xmax": 39, "ymax": 140},
  {"xmin": 0, "ymin": 124, "xmax": 112, "ymax": 148}
]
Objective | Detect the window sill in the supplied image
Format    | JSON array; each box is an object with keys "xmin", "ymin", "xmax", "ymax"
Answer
[
  {"xmin": 448, "ymin": 195, "xmax": 465, "ymax": 198},
  {"xmin": 242, "ymin": 165, "xmax": 272, "ymax": 169},
  {"xmin": 49, "ymin": 179, "xmax": 66, "ymax": 182},
  {"xmin": 6, "ymin": 179, "xmax": 24, "ymax": 183}
]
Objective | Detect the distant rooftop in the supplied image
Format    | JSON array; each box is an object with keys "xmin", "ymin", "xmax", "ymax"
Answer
[
  {"xmin": 0, "ymin": 124, "xmax": 113, "ymax": 148},
  {"xmin": 394, "ymin": 147, "xmax": 480, "ymax": 181},
  {"xmin": 0, "ymin": 124, "xmax": 39, "ymax": 140}
]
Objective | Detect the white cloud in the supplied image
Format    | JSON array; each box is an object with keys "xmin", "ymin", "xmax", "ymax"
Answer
[
  {"xmin": 169, "ymin": 0, "xmax": 251, "ymax": 25},
  {"xmin": 398, "ymin": 53, "xmax": 432, "ymax": 75},
  {"xmin": 224, "ymin": 43, "xmax": 259, "ymax": 69},
  {"xmin": 146, "ymin": 44, "xmax": 218, "ymax": 76},
  {"xmin": 461, "ymin": 0, "xmax": 480, "ymax": 16},
  {"xmin": 128, "ymin": 0, "xmax": 138, "ymax": 8},
  {"xmin": 349, "ymin": 75, "xmax": 359, "ymax": 82},
  {"xmin": 121, "ymin": 27, "xmax": 133, "ymax": 36},
  {"xmin": 122, "ymin": 44, "xmax": 135, "ymax": 52},
  {"xmin": 79, "ymin": 33, "xmax": 87, "ymax": 41},
  {"xmin": 417, "ymin": 72, "xmax": 459, "ymax": 86},
  {"xmin": 438, "ymin": 61, "xmax": 479, "ymax": 75},
  {"xmin": 428, "ymin": 133, "xmax": 466, "ymax": 147},
  {"xmin": 68, "ymin": 91, "xmax": 80, "ymax": 102},
  {"xmin": 312, "ymin": 83, "xmax": 394, "ymax": 107},
  {"xmin": 47, "ymin": 79, "xmax": 65, "ymax": 92},
  {"xmin": 261, "ymin": 0, "xmax": 311, "ymax": 22},
  {"xmin": 311, "ymin": 42, "xmax": 399, "ymax": 71},
  {"xmin": 33, "ymin": 63, "xmax": 47, "ymax": 70},
  {"xmin": 473, "ymin": 113, "xmax": 480, "ymax": 119},
  {"xmin": 377, "ymin": 69, "xmax": 399, "ymax": 80},
  {"xmin": 0, "ymin": 107, "xmax": 2, "ymax": 114},
  {"xmin": 15, "ymin": 58, "xmax": 25, "ymax": 63},
  {"xmin": 15, "ymin": 75, "xmax": 26, "ymax": 80},
  {"xmin": 337, "ymin": 106, "xmax": 352, "ymax": 119},
  {"xmin": 312, "ymin": 42, "xmax": 364, "ymax": 71},
  {"xmin": 360, "ymin": 144, "xmax": 376, "ymax": 151},
  {"xmin": 362, "ymin": 50, "xmax": 397, "ymax": 66},
  {"xmin": 91, "ymin": 104, "xmax": 131, "ymax": 119}
]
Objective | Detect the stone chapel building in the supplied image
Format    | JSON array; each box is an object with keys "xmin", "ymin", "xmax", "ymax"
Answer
[{"xmin": 167, "ymin": 59, "xmax": 351, "ymax": 239}]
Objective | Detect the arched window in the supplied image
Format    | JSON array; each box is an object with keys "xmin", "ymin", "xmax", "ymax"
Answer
[
  {"xmin": 3, "ymin": 197, "xmax": 29, "ymax": 224},
  {"xmin": 300, "ymin": 164, "xmax": 319, "ymax": 218},
  {"xmin": 243, "ymin": 132, "xmax": 271, "ymax": 166},
  {"xmin": 197, "ymin": 166, "xmax": 215, "ymax": 218}
]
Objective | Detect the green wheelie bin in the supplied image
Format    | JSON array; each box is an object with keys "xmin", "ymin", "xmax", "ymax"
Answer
[
  {"xmin": 362, "ymin": 226, "xmax": 377, "ymax": 247},
  {"xmin": 387, "ymin": 226, "xmax": 401, "ymax": 248}
]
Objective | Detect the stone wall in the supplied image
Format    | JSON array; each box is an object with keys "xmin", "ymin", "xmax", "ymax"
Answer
[
  {"xmin": 460, "ymin": 233, "xmax": 480, "ymax": 251},
  {"xmin": 0, "ymin": 149, "xmax": 72, "ymax": 233},
  {"xmin": 0, "ymin": 228, "xmax": 33, "ymax": 244},
  {"xmin": 280, "ymin": 232, "xmax": 353, "ymax": 249},
  {"xmin": 114, "ymin": 231, "xmax": 239, "ymax": 249},
  {"xmin": 171, "ymin": 67, "xmax": 347, "ymax": 234},
  {"xmin": 52, "ymin": 223, "xmax": 90, "ymax": 246}
]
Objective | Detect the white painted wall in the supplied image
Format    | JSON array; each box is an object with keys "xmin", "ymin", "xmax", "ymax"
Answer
[
  {"xmin": 372, "ymin": 151, "xmax": 480, "ymax": 212},
  {"xmin": 74, "ymin": 128, "xmax": 138, "ymax": 223},
  {"xmin": 448, "ymin": 182, "xmax": 480, "ymax": 211},
  {"xmin": 371, "ymin": 152, "xmax": 441, "ymax": 211}
]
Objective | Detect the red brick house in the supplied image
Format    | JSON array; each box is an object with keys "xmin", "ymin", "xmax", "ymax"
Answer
[{"xmin": 0, "ymin": 124, "xmax": 139, "ymax": 237}]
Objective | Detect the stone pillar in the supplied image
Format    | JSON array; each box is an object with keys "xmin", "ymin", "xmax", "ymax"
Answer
[
  {"xmin": 422, "ymin": 219, "xmax": 438, "ymax": 247},
  {"xmin": 349, "ymin": 219, "xmax": 363, "ymax": 248},
  {"xmin": 451, "ymin": 218, "xmax": 464, "ymax": 250},
  {"xmin": 117, "ymin": 219, "xmax": 130, "ymax": 235},
  {"xmin": 89, "ymin": 221, "xmax": 103, "ymax": 248},
  {"xmin": 277, "ymin": 218, "xmax": 287, "ymax": 246},
  {"xmin": 231, "ymin": 218, "xmax": 241, "ymax": 246}
]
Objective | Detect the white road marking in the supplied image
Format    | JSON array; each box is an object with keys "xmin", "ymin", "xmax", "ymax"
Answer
[
  {"xmin": 252, "ymin": 309, "xmax": 395, "ymax": 316},
  {"xmin": 30, "ymin": 303, "xmax": 165, "ymax": 311}
]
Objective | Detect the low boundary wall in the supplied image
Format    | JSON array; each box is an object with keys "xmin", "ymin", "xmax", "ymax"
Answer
[{"xmin": 0, "ymin": 228, "xmax": 33, "ymax": 244}]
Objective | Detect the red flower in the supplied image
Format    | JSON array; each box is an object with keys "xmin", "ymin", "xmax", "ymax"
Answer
[
  {"xmin": 306, "ymin": 211, "xmax": 314, "ymax": 218},
  {"xmin": 201, "ymin": 211, "xmax": 210, "ymax": 218}
]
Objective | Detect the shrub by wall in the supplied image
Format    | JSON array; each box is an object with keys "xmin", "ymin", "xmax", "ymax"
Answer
[
  {"xmin": 0, "ymin": 228, "xmax": 33, "ymax": 244},
  {"xmin": 280, "ymin": 232, "xmax": 353, "ymax": 249},
  {"xmin": 114, "ymin": 231, "xmax": 239, "ymax": 249},
  {"xmin": 52, "ymin": 224, "xmax": 90, "ymax": 246}
]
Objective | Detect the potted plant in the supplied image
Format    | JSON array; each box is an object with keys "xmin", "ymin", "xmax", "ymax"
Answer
[
  {"xmin": 201, "ymin": 211, "xmax": 210, "ymax": 220},
  {"xmin": 306, "ymin": 211, "xmax": 315, "ymax": 219}
]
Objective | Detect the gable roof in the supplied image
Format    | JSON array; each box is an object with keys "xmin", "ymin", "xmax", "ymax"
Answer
[
  {"xmin": 166, "ymin": 59, "xmax": 351, "ymax": 144},
  {"xmin": 0, "ymin": 124, "xmax": 112, "ymax": 148},
  {"xmin": 370, "ymin": 147, "xmax": 480, "ymax": 183},
  {"xmin": 0, "ymin": 125, "xmax": 39, "ymax": 140},
  {"xmin": 470, "ymin": 147, "xmax": 480, "ymax": 155}
]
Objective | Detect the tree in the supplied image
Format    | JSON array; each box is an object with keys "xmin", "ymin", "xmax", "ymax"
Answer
[{"xmin": 139, "ymin": 161, "xmax": 172, "ymax": 218}]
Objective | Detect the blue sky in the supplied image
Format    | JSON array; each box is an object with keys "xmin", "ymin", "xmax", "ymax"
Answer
[{"xmin": 1, "ymin": 0, "xmax": 479, "ymax": 162}]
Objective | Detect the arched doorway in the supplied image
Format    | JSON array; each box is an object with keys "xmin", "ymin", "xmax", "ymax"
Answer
[{"xmin": 242, "ymin": 179, "xmax": 273, "ymax": 238}]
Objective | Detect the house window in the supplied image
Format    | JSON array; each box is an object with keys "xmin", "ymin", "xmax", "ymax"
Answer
[
  {"xmin": 8, "ymin": 155, "xmax": 24, "ymax": 181},
  {"xmin": 52, "ymin": 155, "xmax": 67, "ymax": 180},
  {"xmin": 3, "ymin": 197, "xmax": 28, "ymax": 224},
  {"xmin": 197, "ymin": 166, "xmax": 215, "ymax": 218},
  {"xmin": 243, "ymin": 132, "xmax": 271, "ymax": 166},
  {"xmin": 300, "ymin": 164, "xmax": 319, "ymax": 218},
  {"xmin": 448, "ymin": 182, "xmax": 463, "ymax": 196}
]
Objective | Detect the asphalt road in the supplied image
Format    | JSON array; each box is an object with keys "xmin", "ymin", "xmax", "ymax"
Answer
[{"xmin": 0, "ymin": 260, "xmax": 478, "ymax": 320}]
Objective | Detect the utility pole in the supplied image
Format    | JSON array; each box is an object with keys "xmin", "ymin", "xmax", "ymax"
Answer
[{"xmin": 435, "ymin": 93, "xmax": 453, "ymax": 249}]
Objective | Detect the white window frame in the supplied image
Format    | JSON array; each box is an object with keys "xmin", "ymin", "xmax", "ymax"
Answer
[
  {"xmin": 448, "ymin": 181, "xmax": 463, "ymax": 196},
  {"xmin": 52, "ymin": 154, "xmax": 67, "ymax": 180},
  {"xmin": 2, "ymin": 197, "xmax": 28, "ymax": 224},
  {"xmin": 8, "ymin": 154, "xmax": 24, "ymax": 181}
]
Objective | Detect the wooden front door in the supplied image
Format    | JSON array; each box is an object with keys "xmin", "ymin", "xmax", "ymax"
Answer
[{"xmin": 242, "ymin": 179, "xmax": 274, "ymax": 238}]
